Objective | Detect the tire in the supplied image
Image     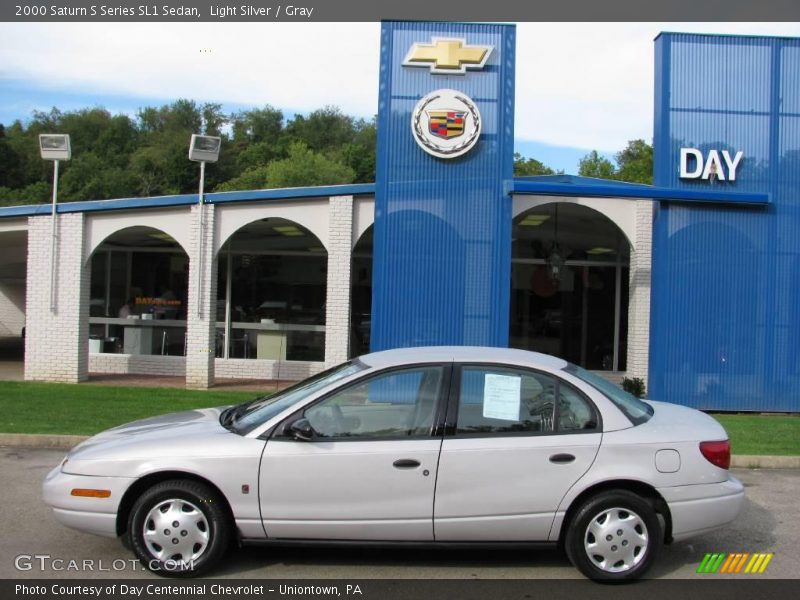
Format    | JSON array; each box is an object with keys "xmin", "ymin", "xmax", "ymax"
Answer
[
  {"xmin": 128, "ymin": 479, "xmax": 230, "ymax": 577},
  {"xmin": 564, "ymin": 490, "xmax": 662, "ymax": 582}
]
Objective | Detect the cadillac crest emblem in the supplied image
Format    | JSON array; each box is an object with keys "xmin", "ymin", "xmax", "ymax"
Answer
[{"xmin": 411, "ymin": 89, "xmax": 481, "ymax": 159}]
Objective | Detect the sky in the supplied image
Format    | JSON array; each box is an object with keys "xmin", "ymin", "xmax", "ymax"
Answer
[{"xmin": 1, "ymin": 21, "xmax": 799, "ymax": 173}]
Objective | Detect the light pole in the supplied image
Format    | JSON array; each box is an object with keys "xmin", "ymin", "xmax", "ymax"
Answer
[
  {"xmin": 39, "ymin": 134, "xmax": 71, "ymax": 313},
  {"xmin": 188, "ymin": 134, "xmax": 221, "ymax": 318}
]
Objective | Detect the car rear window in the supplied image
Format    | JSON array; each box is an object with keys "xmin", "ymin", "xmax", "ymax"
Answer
[{"xmin": 565, "ymin": 364, "xmax": 653, "ymax": 425}]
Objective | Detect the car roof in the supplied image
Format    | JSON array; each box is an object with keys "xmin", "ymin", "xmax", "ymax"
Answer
[{"xmin": 357, "ymin": 346, "xmax": 569, "ymax": 371}]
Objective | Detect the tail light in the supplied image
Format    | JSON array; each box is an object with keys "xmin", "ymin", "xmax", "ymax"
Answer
[{"xmin": 700, "ymin": 440, "xmax": 731, "ymax": 470}]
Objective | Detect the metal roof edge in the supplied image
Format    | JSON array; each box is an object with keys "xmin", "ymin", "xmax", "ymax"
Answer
[
  {"xmin": 512, "ymin": 179, "xmax": 770, "ymax": 206},
  {"xmin": 207, "ymin": 183, "xmax": 376, "ymax": 204},
  {"xmin": 0, "ymin": 184, "xmax": 377, "ymax": 219}
]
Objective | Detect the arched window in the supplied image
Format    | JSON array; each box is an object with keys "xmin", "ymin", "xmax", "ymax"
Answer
[
  {"xmin": 216, "ymin": 217, "xmax": 327, "ymax": 361},
  {"xmin": 511, "ymin": 203, "xmax": 631, "ymax": 371},
  {"xmin": 88, "ymin": 226, "xmax": 188, "ymax": 356}
]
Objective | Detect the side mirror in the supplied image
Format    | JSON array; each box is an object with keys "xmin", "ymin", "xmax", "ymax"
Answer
[{"xmin": 289, "ymin": 418, "xmax": 314, "ymax": 441}]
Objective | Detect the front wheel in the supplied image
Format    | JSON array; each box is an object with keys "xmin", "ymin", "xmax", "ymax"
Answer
[
  {"xmin": 565, "ymin": 490, "xmax": 662, "ymax": 582},
  {"xmin": 128, "ymin": 479, "xmax": 230, "ymax": 577}
]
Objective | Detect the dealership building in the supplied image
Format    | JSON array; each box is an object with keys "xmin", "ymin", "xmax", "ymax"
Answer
[{"xmin": 0, "ymin": 22, "xmax": 798, "ymax": 412}]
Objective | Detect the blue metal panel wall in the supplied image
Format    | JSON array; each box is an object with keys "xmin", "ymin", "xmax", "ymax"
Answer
[
  {"xmin": 651, "ymin": 33, "xmax": 800, "ymax": 411},
  {"xmin": 371, "ymin": 22, "xmax": 515, "ymax": 351}
]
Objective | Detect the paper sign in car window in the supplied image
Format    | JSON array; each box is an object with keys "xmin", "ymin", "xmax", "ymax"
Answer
[{"xmin": 483, "ymin": 374, "xmax": 521, "ymax": 421}]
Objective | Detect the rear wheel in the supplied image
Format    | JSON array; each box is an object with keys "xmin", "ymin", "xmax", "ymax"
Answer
[
  {"xmin": 128, "ymin": 479, "xmax": 230, "ymax": 577},
  {"xmin": 565, "ymin": 490, "xmax": 661, "ymax": 582}
]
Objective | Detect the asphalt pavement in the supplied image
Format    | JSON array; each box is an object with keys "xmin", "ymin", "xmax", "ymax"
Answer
[{"xmin": 2, "ymin": 448, "xmax": 797, "ymax": 580}]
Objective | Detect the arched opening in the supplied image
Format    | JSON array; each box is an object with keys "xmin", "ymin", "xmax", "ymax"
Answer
[
  {"xmin": 350, "ymin": 225, "xmax": 373, "ymax": 358},
  {"xmin": 510, "ymin": 203, "xmax": 631, "ymax": 371},
  {"xmin": 216, "ymin": 217, "xmax": 327, "ymax": 361},
  {"xmin": 0, "ymin": 230, "xmax": 28, "ymax": 367},
  {"xmin": 88, "ymin": 226, "xmax": 189, "ymax": 356}
]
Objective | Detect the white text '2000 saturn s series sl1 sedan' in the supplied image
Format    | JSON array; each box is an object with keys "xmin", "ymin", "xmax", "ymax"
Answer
[{"xmin": 43, "ymin": 347, "xmax": 744, "ymax": 581}]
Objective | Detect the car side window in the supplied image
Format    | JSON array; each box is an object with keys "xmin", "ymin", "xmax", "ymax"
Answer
[
  {"xmin": 456, "ymin": 367, "xmax": 556, "ymax": 434},
  {"xmin": 455, "ymin": 366, "xmax": 599, "ymax": 435},
  {"xmin": 558, "ymin": 381, "xmax": 599, "ymax": 431},
  {"xmin": 304, "ymin": 366, "xmax": 444, "ymax": 439}
]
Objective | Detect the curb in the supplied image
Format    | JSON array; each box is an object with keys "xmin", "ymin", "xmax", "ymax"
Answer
[
  {"xmin": 1, "ymin": 433, "xmax": 799, "ymax": 469},
  {"xmin": 730, "ymin": 454, "xmax": 800, "ymax": 469},
  {"xmin": 0, "ymin": 433, "xmax": 89, "ymax": 450}
]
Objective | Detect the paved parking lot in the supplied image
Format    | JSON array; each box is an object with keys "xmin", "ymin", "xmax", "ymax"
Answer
[{"xmin": 2, "ymin": 448, "xmax": 797, "ymax": 580}]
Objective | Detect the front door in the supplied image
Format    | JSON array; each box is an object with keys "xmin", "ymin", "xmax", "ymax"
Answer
[{"xmin": 259, "ymin": 365, "xmax": 447, "ymax": 540}]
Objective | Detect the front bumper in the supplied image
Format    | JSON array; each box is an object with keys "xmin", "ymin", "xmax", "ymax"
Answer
[
  {"xmin": 659, "ymin": 475, "xmax": 745, "ymax": 542},
  {"xmin": 42, "ymin": 465, "xmax": 135, "ymax": 539}
]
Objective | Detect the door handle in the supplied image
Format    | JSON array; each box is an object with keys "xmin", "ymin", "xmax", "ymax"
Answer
[
  {"xmin": 393, "ymin": 459, "xmax": 421, "ymax": 469},
  {"xmin": 549, "ymin": 453, "xmax": 576, "ymax": 464}
]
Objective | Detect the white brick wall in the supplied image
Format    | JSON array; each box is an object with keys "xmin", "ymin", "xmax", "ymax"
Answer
[
  {"xmin": 626, "ymin": 200, "xmax": 654, "ymax": 384},
  {"xmin": 90, "ymin": 353, "xmax": 186, "ymax": 376},
  {"xmin": 214, "ymin": 359, "xmax": 324, "ymax": 381},
  {"xmin": 324, "ymin": 195, "xmax": 354, "ymax": 366},
  {"xmin": 185, "ymin": 203, "xmax": 218, "ymax": 388},
  {"xmin": 24, "ymin": 213, "xmax": 90, "ymax": 383}
]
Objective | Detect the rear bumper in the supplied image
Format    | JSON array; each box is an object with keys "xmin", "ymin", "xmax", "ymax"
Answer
[
  {"xmin": 42, "ymin": 465, "xmax": 134, "ymax": 539},
  {"xmin": 659, "ymin": 476, "xmax": 745, "ymax": 542}
]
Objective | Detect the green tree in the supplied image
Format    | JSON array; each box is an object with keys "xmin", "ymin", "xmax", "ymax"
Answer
[
  {"xmin": 219, "ymin": 142, "xmax": 355, "ymax": 190},
  {"xmin": 614, "ymin": 139, "xmax": 653, "ymax": 184},
  {"xmin": 286, "ymin": 106, "xmax": 357, "ymax": 152},
  {"xmin": 215, "ymin": 166, "xmax": 270, "ymax": 192},
  {"xmin": 267, "ymin": 142, "xmax": 355, "ymax": 188},
  {"xmin": 513, "ymin": 153, "xmax": 557, "ymax": 176},
  {"xmin": 578, "ymin": 150, "xmax": 615, "ymax": 179},
  {"xmin": 329, "ymin": 118, "xmax": 376, "ymax": 183},
  {"xmin": 0, "ymin": 181, "xmax": 50, "ymax": 205},
  {"xmin": 231, "ymin": 106, "xmax": 283, "ymax": 144}
]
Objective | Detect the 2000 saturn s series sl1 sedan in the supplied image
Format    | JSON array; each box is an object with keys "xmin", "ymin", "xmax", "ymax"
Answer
[{"xmin": 43, "ymin": 347, "xmax": 744, "ymax": 581}]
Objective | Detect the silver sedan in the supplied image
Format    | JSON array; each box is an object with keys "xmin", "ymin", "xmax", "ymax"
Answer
[{"xmin": 43, "ymin": 347, "xmax": 744, "ymax": 581}]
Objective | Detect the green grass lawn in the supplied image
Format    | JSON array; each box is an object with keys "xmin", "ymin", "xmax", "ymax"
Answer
[
  {"xmin": 0, "ymin": 382, "xmax": 798, "ymax": 456},
  {"xmin": 711, "ymin": 413, "xmax": 800, "ymax": 456},
  {"xmin": 0, "ymin": 381, "xmax": 258, "ymax": 435}
]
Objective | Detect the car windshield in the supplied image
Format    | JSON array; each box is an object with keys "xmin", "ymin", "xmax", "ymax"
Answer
[
  {"xmin": 228, "ymin": 361, "xmax": 367, "ymax": 435},
  {"xmin": 565, "ymin": 364, "xmax": 653, "ymax": 425}
]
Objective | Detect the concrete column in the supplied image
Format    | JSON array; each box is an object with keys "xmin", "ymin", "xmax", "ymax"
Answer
[
  {"xmin": 186, "ymin": 203, "xmax": 217, "ymax": 389},
  {"xmin": 24, "ymin": 213, "xmax": 89, "ymax": 383},
  {"xmin": 324, "ymin": 195, "xmax": 354, "ymax": 366},
  {"xmin": 626, "ymin": 200, "xmax": 654, "ymax": 386}
]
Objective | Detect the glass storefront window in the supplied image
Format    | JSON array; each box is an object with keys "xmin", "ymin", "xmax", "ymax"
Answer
[
  {"xmin": 510, "ymin": 205, "xmax": 631, "ymax": 371},
  {"xmin": 216, "ymin": 218, "xmax": 328, "ymax": 362},
  {"xmin": 88, "ymin": 227, "xmax": 188, "ymax": 357}
]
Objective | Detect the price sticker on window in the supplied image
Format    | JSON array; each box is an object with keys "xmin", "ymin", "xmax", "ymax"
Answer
[{"xmin": 482, "ymin": 374, "xmax": 521, "ymax": 421}]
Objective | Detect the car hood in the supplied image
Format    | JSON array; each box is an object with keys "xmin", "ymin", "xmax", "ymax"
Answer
[{"xmin": 67, "ymin": 407, "xmax": 232, "ymax": 461}]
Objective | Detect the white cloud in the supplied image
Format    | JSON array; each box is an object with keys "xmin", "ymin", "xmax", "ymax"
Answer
[
  {"xmin": 515, "ymin": 22, "xmax": 800, "ymax": 150},
  {"xmin": 0, "ymin": 23, "xmax": 381, "ymax": 114},
  {"xmin": 1, "ymin": 21, "xmax": 798, "ymax": 151}
]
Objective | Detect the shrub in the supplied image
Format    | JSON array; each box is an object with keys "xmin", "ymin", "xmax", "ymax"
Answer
[{"xmin": 622, "ymin": 377, "xmax": 646, "ymax": 398}]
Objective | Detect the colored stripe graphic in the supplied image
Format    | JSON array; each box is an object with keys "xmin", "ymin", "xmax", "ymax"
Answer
[
  {"xmin": 720, "ymin": 554, "xmax": 736, "ymax": 573},
  {"xmin": 698, "ymin": 552, "xmax": 773, "ymax": 574}
]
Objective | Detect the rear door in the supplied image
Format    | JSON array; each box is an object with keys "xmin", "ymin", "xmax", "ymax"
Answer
[{"xmin": 434, "ymin": 364, "xmax": 602, "ymax": 541}]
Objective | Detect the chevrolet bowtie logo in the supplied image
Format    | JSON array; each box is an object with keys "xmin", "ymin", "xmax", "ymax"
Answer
[{"xmin": 403, "ymin": 38, "xmax": 493, "ymax": 75}]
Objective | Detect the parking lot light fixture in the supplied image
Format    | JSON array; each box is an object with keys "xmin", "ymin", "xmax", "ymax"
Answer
[
  {"xmin": 188, "ymin": 134, "xmax": 221, "ymax": 317},
  {"xmin": 38, "ymin": 134, "xmax": 71, "ymax": 313}
]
